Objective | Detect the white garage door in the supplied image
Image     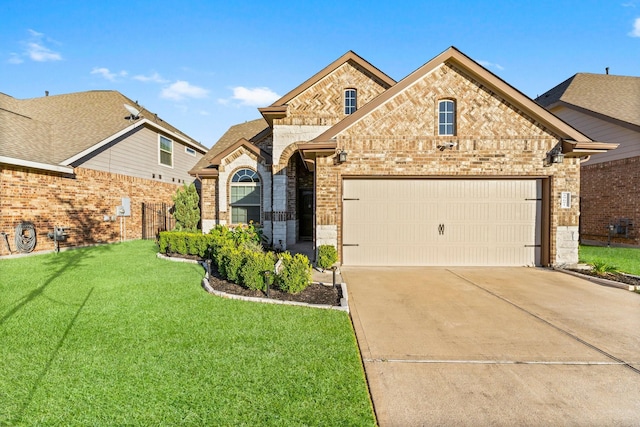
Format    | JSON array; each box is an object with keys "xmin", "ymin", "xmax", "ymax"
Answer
[{"xmin": 342, "ymin": 179, "xmax": 541, "ymax": 266}]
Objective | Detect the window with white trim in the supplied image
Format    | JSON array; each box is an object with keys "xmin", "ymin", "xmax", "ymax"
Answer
[
  {"xmin": 185, "ymin": 146, "xmax": 196, "ymax": 156},
  {"xmin": 230, "ymin": 169, "xmax": 261, "ymax": 224},
  {"xmin": 438, "ymin": 100, "xmax": 456, "ymax": 136},
  {"xmin": 159, "ymin": 135, "xmax": 173, "ymax": 167},
  {"xmin": 344, "ymin": 88, "xmax": 357, "ymax": 115}
]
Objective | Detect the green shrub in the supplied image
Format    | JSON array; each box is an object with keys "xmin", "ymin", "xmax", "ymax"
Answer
[
  {"xmin": 207, "ymin": 226, "xmax": 235, "ymax": 259},
  {"xmin": 240, "ymin": 251, "xmax": 276, "ymax": 291},
  {"xmin": 172, "ymin": 183, "xmax": 200, "ymax": 232},
  {"xmin": 216, "ymin": 245, "xmax": 248, "ymax": 282},
  {"xmin": 276, "ymin": 252, "xmax": 312, "ymax": 294},
  {"xmin": 231, "ymin": 223, "xmax": 263, "ymax": 247},
  {"xmin": 591, "ymin": 260, "xmax": 618, "ymax": 275},
  {"xmin": 317, "ymin": 245, "xmax": 338, "ymax": 270}
]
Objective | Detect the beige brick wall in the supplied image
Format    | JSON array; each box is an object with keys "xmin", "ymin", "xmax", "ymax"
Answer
[
  {"xmin": 200, "ymin": 177, "xmax": 218, "ymax": 231},
  {"xmin": 0, "ymin": 165, "xmax": 181, "ymax": 255},
  {"xmin": 276, "ymin": 60, "xmax": 391, "ymax": 127},
  {"xmin": 315, "ymin": 62, "xmax": 581, "ymax": 265}
]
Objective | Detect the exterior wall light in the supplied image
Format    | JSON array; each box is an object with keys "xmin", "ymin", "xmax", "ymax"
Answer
[
  {"xmin": 550, "ymin": 152, "xmax": 564, "ymax": 164},
  {"xmin": 545, "ymin": 148, "xmax": 565, "ymax": 166},
  {"xmin": 337, "ymin": 150, "xmax": 347, "ymax": 164}
]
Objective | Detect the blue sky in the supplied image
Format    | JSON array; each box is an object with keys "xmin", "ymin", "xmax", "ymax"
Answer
[{"xmin": 2, "ymin": 0, "xmax": 639, "ymax": 147}]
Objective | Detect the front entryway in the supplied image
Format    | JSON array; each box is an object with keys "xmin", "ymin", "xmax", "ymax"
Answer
[
  {"xmin": 342, "ymin": 179, "xmax": 542, "ymax": 266},
  {"xmin": 298, "ymin": 189, "xmax": 313, "ymax": 241}
]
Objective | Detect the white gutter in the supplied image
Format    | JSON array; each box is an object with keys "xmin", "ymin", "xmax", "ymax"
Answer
[
  {"xmin": 60, "ymin": 118, "xmax": 205, "ymax": 166},
  {"xmin": 0, "ymin": 155, "xmax": 75, "ymax": 174}
]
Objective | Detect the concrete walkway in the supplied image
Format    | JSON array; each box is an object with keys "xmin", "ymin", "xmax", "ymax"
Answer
[{"xmin": 342, "ymin": 267, "xmax": 640, "ymax": 426}]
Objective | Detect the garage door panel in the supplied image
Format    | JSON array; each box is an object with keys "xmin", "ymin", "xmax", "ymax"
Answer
[{"xmin": 343, "ymin": 179, "xmax": 541, "ymax": 266}]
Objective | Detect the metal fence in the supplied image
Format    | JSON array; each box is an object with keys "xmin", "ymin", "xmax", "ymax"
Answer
[{"xmin": 142, "ymin": 202, "xmax": 175, "ymax": 240}]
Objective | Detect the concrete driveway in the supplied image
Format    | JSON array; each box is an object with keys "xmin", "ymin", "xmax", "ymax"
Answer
[{"xmin": 342, "ymin": 267, "xmax": 640, "ymax": 426}]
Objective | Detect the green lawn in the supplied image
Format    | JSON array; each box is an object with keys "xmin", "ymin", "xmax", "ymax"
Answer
[
  {"xmin": 0, "ymin": 241, "xmax": 375, "ymax": 426},
  {"xmin": 579, "ymin": 245, "xmax": 640, "ymax": 275}
]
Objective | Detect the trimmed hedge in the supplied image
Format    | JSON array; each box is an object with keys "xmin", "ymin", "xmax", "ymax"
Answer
[
  {"xmin": 159, "ymin": 225, "xmax": 312, "ymax": 294},
  {"xmin": 158, "ymin": 232, "xmax": 214, "ymax": 257}
]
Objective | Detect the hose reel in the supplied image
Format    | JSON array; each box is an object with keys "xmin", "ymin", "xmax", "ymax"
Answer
[{"xmin": 15, "ymin": 222, "xmax": 37, "ymax": 253}]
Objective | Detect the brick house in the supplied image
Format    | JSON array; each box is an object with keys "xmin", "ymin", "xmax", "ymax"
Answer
[
  {"xmin": 190, "ymin": 47, "xmax": 616, "ymax": 266},
  {"xmin": 0, "ymin": 90, "xmax": 207, "ymax": 255},
  {"xmin": 536, "ymin": 73, "xmax": 639, "ymax": 246}
]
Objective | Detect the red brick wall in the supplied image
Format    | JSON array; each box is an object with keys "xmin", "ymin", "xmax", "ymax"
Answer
[
  {"xmin": 0, "ymin": 165, "xmax": 181, "ymax": 255},
  {"xmin": 200, "ymin": 177, "xmax": 218, "ymax": 223},
  {"xmin": 580, "ymin": 156, "xmax": 640, "ymax": 246}
]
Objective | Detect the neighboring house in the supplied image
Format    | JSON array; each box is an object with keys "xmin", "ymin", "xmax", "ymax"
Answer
[
  {"xmin": 536, "ymin": 73, "xmax": 640, "ymax": 246},
  {"xmin": 190, "ymin": 47, "xmax": 616, "ymax": 267},
  {"xmin": 0, "ymin": 90, "xmax": 207, "ymax": 255}
]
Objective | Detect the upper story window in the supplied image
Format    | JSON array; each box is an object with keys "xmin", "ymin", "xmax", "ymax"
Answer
[
  {"xmin": 230, "ymin": 169, "xmax": 261, "ymax": 224},
  {"xmin": 185, "ymin": 146, "xmax": 196, "ymax": 156},
  {"xmin": 159, "ymin": 135, "xmax": 173, "ymax": 167},
  {"xmin": 438, "ymin": 100, "xmax": 456, "ymax": 136},
  {"xmin": 344, "ymin": 88, "xmax": 357, "ymax": 115}
]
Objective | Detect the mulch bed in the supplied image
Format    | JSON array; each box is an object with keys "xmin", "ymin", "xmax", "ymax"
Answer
[
  {"xmin": 207, "ymin": 270, "xmax": 342, "ymax": 306},
  {"xmin": 163, "ymin": 253, "xmax": 342, "ymax": 306},
  {"xmin": 565, "ymin": 268, "xmax": 640, "ymax": 288}
]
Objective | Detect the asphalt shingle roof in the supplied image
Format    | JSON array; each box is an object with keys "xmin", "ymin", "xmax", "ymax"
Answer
[
  {"xmin": 0, "ymin": 90, "xmax": 206, "ymax": 166},
  {"xmin": 536, "ymin": 73, "xmax": 640, "ymax": 128},
  {"xmin": 190, "ymin": 118, "xmax": 269, "ymax": 173}
]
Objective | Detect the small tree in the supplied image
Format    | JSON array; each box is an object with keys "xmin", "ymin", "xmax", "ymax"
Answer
[{"xmin": 172, "ymin": 183, "xmax": 200, "ymax": 232}]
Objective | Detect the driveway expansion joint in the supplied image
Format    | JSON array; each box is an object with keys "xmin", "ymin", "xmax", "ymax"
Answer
[
  {"xmin": 363, "ymin": 358, "xmax": 627, "ymax": 366},
  {"xmin": 448, "ymin": 269, "xmax": 640, "ymax": 376}
]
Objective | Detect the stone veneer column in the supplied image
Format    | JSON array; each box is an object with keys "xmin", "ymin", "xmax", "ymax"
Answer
[
  {"xmin": 555, "ymin": 226, "xmax": 579, "ymax": 266},
  {"xmin": 271, "ymin": 173, "xmax": 287, "ymax": 250},
  {"xmin": 271, "ymin": 124, "xmax": 331, "ymax": 250}
]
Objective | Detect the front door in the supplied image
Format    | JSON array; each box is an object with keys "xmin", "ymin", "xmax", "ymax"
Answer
[{"xmin": 299, "ymin": 189, "xmax": 313, "ymax": 241}]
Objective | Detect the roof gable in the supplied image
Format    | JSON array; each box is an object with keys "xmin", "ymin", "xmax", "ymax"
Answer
[
  {"xmin": 312, "ymin": 46, "xmax": 595, "ymax": 144},
  {"xmin": 259, "ymin": 51, "xmax": 396, "ymax": 126},
  {"xmin": 189, "ymin": 118, "xmax": 270, "ymax": 175},
  {"xmin": 0, "ymin": 91, "xmax": 206, "ymax": 169}
]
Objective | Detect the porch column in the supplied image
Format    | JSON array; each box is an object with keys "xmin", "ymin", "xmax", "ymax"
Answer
[{"xmin": 272, "ymin": 171, "xmax": 288, "ymax": 250}]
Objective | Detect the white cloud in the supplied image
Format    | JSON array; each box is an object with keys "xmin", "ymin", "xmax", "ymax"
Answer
[
  {"xmin": 220, "ymin": 86, "xmax": 280, "ymax": 107},
  {"xmin": 161, "ymin": 80, "xmax": 209, "ymax": 101},
  {"xmin": 27, "ymin": 29, "xmax": 44, "ymax": 37},
  {"xmin": 91, "ymin": 67, "xmax": 127, "ymax": 81},
  {"xmin": 133, "ymin": 72, "xmax": 169, "ymax": 83},
  {"xmin": 24, "ymin": 30, "xmax": 62, "ymax": 62},
  {"xmin": 478, "ymin": 60, "xmax": 504, "ymax": 71},
  {"xmin": 8, "ymin": 53, "xmax": 23, "ymax": 64},
  {"xmin": 27, "ymin": 42, "xmax": 62, "ymax": 62},
  {"xmin": 629, "ymin": 17, "xmax": 640, "ymax": 37}
]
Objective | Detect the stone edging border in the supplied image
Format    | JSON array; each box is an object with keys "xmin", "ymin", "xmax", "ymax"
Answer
[
  {"xmin": 555, "ymin": 267, "xmax": 639, "ymax": 292},
  {"xmin": 157, "ymin": 253, "xmax": 350, "ymax": 312}
]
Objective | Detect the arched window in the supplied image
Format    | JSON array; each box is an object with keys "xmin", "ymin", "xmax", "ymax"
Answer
[
  {"xmin": 230, "ymin": 169, "xmax": 261, "ymax": 224},
  {"xmin": 438, "ymin": 100, "xmax": 456, "ymax": 136},
  {"xmin": 344, "ymin": 88, "xmax": 357, "ymax": 115}
]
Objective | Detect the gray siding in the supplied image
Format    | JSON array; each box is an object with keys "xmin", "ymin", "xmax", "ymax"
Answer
[
  {"xmin": 551, "ymin": 106, "xmax": 640, "ymax": 165},
  {"xmin": 77, "ymin": 127, "xmax": 204, "ymax": 184}
]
